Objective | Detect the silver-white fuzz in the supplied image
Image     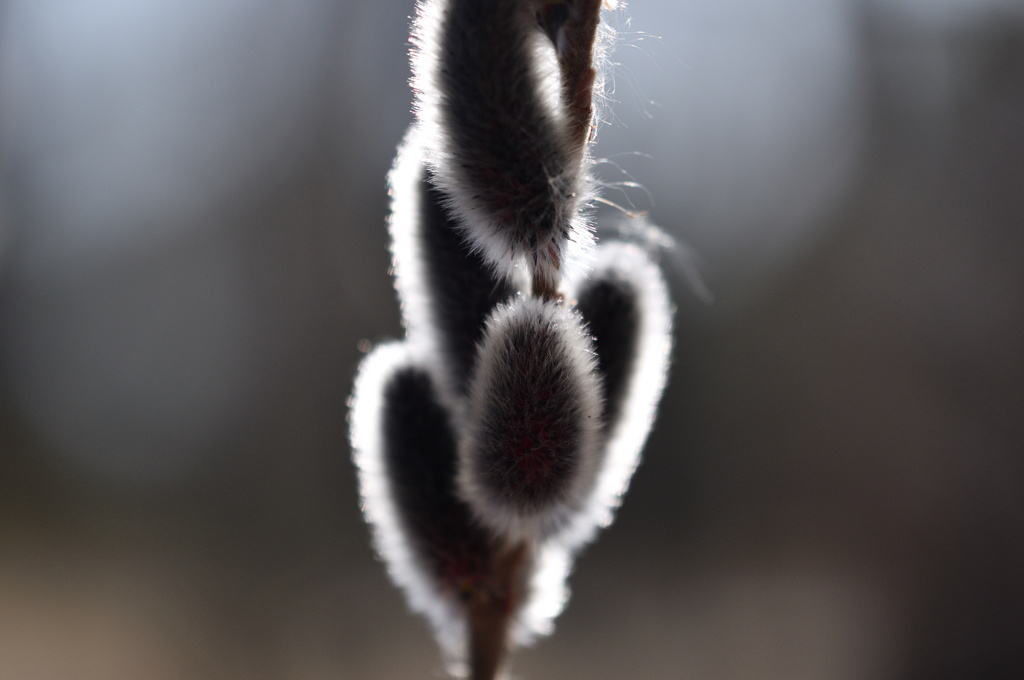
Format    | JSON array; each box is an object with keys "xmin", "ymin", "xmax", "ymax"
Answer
[
  {"xmin": 388, "ymin": 127, "xmax": 528, "ymax": 402},
  {"xmin": 458, "ymin": 297, "xmax": 604, "ymax": 539},
  {"xmin": 560, "ymin": 241, "xmax": 674, "ymax": 550},
  {"xmin": 387, "ymin": 128, "xmax": 460, "ymax": 403},
  {"xmin": 411, "ymin": 0, "xmax": 596, "ymax": 291},
  {"xmin": 388, "ymin": 129, "xmax": 437, "ymax": 349},
  {"xmin": 350, "ymin": 2, "xmax": 680, "ymax": 675},
  {"xmin": 349, "ymin": 243, "xmax": 676, "ymax": 663},
  {"xmin": 348, "ymin": 343, "xmax": 468, "ymax": 662}
]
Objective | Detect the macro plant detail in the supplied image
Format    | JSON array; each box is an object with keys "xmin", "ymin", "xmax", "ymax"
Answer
[{"xmin": 349, "ymin": 1, "xmax": 673, "ymax": 678}]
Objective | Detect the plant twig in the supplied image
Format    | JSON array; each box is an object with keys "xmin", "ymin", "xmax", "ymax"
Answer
[{"xmin": 467, "ymin": 541, "xmax": 529, "ymax": 680}]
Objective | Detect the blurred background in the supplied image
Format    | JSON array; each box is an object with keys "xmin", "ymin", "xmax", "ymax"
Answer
[{"xmin": 1, "ymin": 0, "xmax": 1022, "ymax": 678}]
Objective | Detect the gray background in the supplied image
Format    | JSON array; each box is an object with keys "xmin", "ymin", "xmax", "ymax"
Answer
[{"xmin": 1, "ymin": 1, "xmax": 1022, "ymax": 678}]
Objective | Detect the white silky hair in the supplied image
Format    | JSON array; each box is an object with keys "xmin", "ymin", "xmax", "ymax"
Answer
[
  {"xmin": 350, "ymin": 244, "xmax": 675, "ymax": 664},
  {"xmin": 558, "ymin": 240, "xmax": 674, "ymax": 551},
  {"xmin": 387, "ymin": 127, "xmax": 468, "ymax": 410},
  {"xmin": 387, "ymin": 128, "xmax": 434, "ymax": 343},
  {"xmin": 458, "ymin": 296, "xmax": 605, "ymax": 540},
  {"xmin": 348, "ymin": 342, "xmax": 469, "ymax": 666},
  {"xmin": 410, "ymin": 0, "xmax": 607, "ymax": 291},
  {"xmin": 349, "ymin": 341, "xmax": 594, "ymax": 661},
  {"xmin": 467, "ymin": 241, "xmax": 674, "ymax": 646},
  {"xmin": 353, "ymin": 1, "xmax": 677, "ymax": 669}
]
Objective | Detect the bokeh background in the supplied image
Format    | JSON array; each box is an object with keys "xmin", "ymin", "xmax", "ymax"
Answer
[{"xmin": 1, "ymin": 0, "xmax": 1022, "ymax": 678}]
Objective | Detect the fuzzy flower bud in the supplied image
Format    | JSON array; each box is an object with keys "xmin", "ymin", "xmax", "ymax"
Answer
[
  {"xmin": 388, "ymin": 128, "xmax": 518, "ymax": 396},
  {"xmin": 558, "ymin": 241, "xmax": 674, "ymax": 549},
  {"xmin": 411, "ymin": 0, "xmax": 604, "ymax": 297},
  {"xmin": 349, "ymin": 344, "xmax": 516, "ymax": 670},
  {"xmin": 458, "ymin": 297, "xmax": 604, "ymax": 538}
]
